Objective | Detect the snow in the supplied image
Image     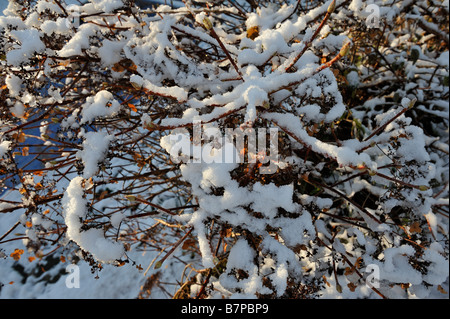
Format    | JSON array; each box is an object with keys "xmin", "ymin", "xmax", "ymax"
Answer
[
  {"xmin": 58, "ymin": 23, "xmax": 99, "ymax": 57},
  {"xmin": 62, "ymin": 176, "xmax": 125, "ymax": 263},
  {"xmin": 130, "ymin": 74, "xmax": 188, "ymax": 102},
  {"xmin": 5, "ymin": 74, "xmax": 22, "ymax": 97},
  {"xmin": 378, "ymin": 245, "xmax": 423, "ymax": 285},
  {"xmin": 11, "ymin": 101, "xmax": 25, "ymax": 118},
  {"xmin": 0, "ymin": 0, "xmax": 448, "ymax": 301},
  {"xmin": 0, "ymin": 140, "xmax": 11, "ymax": 158},
  {"xmin": 35, "ymin": 0, "xmax": 64, "ymax": 15},
  {"xmin": 422, "ymin": 244, "xmax": 450, "ymax": 285},
  {"xmin": 250, "ymin": 182, "xmax": 297, "ymax": 219},
  {"xmin": 346, "ymin": 70, "xmax": 360, "ymax": 87},
  {"xmin": 110, "ymin": 212, "xmax": 125, "ymax": 228},
  {"xmin": 262, "ymin": 112, "xmax": 375, "ymax": 170},
  {"xmin": 6, "ymin": 29, "xmax": 45, "ymax": 66},
  {"xmin": 220, "ymin": 238, "xmax": 267, "ymax": 297},
  {"xmin": 87, "ymin": 0, "xmax": 124, "ymax": 13},
  {"xmin": 0, "ymin": 164, "xmax": 188, "ymax": 299},
  {"xmin": 348, "ymin": 0, "xmax": 363, "ymax": 12},
  {"xmin": 436, "ymin": 51, "xmax": 449, "ymax": 67},
  {"xmin": 41, "ymin": 17, "xmax": 71, "ymax": 36},
  {"xmin": 76, "ymin": 130, "xmax": 115, "ymax": 178},
  {"xmin": 98, "ymin": 39, "xmax": 127, "ymax": 67},
  {"xmin": 80, "ymin": 90, "xmax": 122, "ymax": 124}
]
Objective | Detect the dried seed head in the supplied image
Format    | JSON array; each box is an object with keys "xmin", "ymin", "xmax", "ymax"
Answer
[
  {"xmin": 203, "ymin": 17, "xmax": 213, "ymax": 30},
  {"xmin": 131, "ymin": 81, "xmax": 142, "ymax": 90},
  {"xmin": 327, "ymin": 0, "xmax": 336, "ymax": 13},
  {"xmin": 408, "ymin": 98, "xmax": 418, "ymax": 109},
  {"xmin": 357, "ymin": 164, "xmax": 366, "ymax": 171},
  {"xmin": 336, "ymin": 283, "xmax": 342, "ymax": 293},
  {"xmin": 146, "ymin": 122, "xmax": 157, "ymax": 130},
  {"xmin": 340, "ymin": 40, "xmax": 351, "ymax": 57},
  {"xmin": 126, "ymin": 195, "xmax": 136, "ymax": 202},
  {"xmin": 262, "ymin": 100, "xmax": 270, "ymax": 109}
]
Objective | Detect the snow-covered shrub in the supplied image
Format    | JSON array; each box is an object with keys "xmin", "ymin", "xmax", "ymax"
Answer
[{"xmin": 0, "ymin": 0, "xmax": 448, "ymax": 299}]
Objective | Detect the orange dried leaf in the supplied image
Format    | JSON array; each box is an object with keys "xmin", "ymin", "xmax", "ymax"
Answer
[
  {"xmin": 225, "ymin": 228, "xmax": 233, "ymax": 238},
  {"xmin": 59, "ymin": 60, "xmax": 70, "ymax": 67},
  {"xmin": 60, "ymin": 256, "xmax": 66, "ymax": 263},
  {"xmin": 12, "ymin": 132, "xmax": 26, "ymax": 143},
  {"xmin": 28, "ymin": 256, "xmax": 36, "ymax": 262},
  {"xmin": 25, "ymin": 221, "xmax": 32, "ymax": 228},
  {"xmin": 323, "ymin": 275, "xmax": 331, "ymax": 287},
  {"xmin": 21, "ymin": 112, "xmax": 30, "ymax": 120},
  {"xmin": 10, "ymin": 249, "xmax": 24, "ymax": 261},
  {"xmin": 347, "ymin": 282, "xmax": 357, "ymax": 292},
  {"xmin": 33, "ymin": 170, "xmax": 45, "ymax": 176},
  {"xmin": 344, "ymin": 266, "xmax": 354, "ymax": 276},
  {"xmin": 128, "ymin": 103, "xmax": 137, "ymax": 112},
  {"xmin": 22, "ymin": 147, "xmax": 29, "ymax": 157},
  {"xmin": 182, "ymin": 239, "xmax": 196, "ymax": 250},
  {"xmin": 246, "ymin": 26, "xmax": 259, "ymax": 40},
  {"xmin": 356, "ymin": 164, "xmax": 367, "ymax": 171},
  {"xmin": 438, "ymin": 285, "xmax": 447, "ymax": 294},
  {"xmin": 400, "ymin": 283, "xmax": 410, "ymax": 289},
  {"xmin": 355, "ymin": 257, "xmax": 363, "ymax": 269},
  {"xmin": 43, "ymin": 209, "xmax": 50, "ymax": 215},
  {"xmin": 111, "ymin": 63, "xmax": 125, "ymax": 72},
  {"xmin": 98, "ymin": 190, "xmax": 108, "ymax": 200},
  {"xmin": 409, "ymin": 221, "xmax": 422, "ymax": 234},
  {"xmin": 129, "ymin": 63, "xmax": 137, "ymax": 71}
]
